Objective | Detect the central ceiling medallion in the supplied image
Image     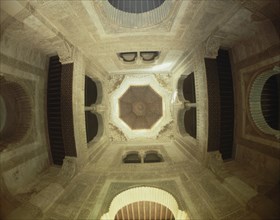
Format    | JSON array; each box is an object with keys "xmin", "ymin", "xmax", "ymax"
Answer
[
  {"xmin": 110, "ymin": 75, "xmax": 172, "ymax": 139},
  {"xmin": 119, "ymin": 86, "xmax": 162, "ymax": 130}
]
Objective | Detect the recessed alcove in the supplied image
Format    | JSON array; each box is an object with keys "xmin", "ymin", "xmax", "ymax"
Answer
[{"xmin": 144, "ymin": 151, "xmax": 163, "ymax": 163}]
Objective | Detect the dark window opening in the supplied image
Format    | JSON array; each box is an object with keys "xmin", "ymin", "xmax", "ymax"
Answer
[
  {"xmin": 184, "ymin": 108, "xmax": 197, "ymax": 138},
  {"xmin": 183, "ymin": 72, "xmax": 196, "ymax": 103},
  {"xmin": 85, "ymin": 111, "xmax": 98, "ymax": 143},
  {"xmin": 217, "ymin": 49, "xmax": 234, "ymax": 160},
  {"xmin": 47, "ymin": 56, "xmax": 65, "ymax": 165},
  {"xmin": 261, "ymin": 74, "xmax": 280, "ymax": 130},
  {"xmin": 85, "ymin": 76, "xmax": 97, "ymax": 106}
]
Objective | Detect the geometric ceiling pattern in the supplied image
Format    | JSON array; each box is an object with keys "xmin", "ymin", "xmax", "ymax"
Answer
[{"xmin": 119, "ymin": 86, "xmax": 162, "ymax": 130}]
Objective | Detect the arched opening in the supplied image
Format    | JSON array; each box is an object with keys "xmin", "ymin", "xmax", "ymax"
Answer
[
  {"xmin": 123, "ymin": 151, "xmax": 141, "ymax": 163},
  {"xmin": 101, "ymin": 187, "xmax": 188, "ymax": 220},
  {"xmin": 85, "ymin": 112, "xmax": 98, "ymax": 143},
  {"xmin": 0, "ymin": 77, "xmax": 32, "ymax": 149},
  {"xmin": 144, "ymin": 151, "xmax": 163, "ymax": 163},
  {"xmin": 85, "ymin": 75, "xmax": 103, "ymax": 105},
  {"xmin": 177, "ymin": 73, "xmax": 197, "ymax": 139},
  {"xmin": 261, "ymin": 74, "xmax": 280, "ymax": 130},
  {"xmin": 140, "ymin": 51, "xmax": 160, "ymax": 62},
  {"xmin": 182, "ymin": 73, "xmax": 196, "ymax": 103},
  {"xmin": 249, "ymin": 66, "xmax": 280, "ymax": 137},
  {"xmin": 84, "ymin": 76, "xmax": 103, "ymax": 144},
  {"xmin": 183, "ymin": 108, "xmax": 197, "ymax": 139}
]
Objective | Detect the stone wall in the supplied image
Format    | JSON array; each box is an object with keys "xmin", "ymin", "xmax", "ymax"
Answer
[
  {"xmin": 231, "ymin": 21, "xmax": 280, "ymax": 183},
  {"xmin": 0, "ymin": 36, "xmax": 50, "ymax": 201}
]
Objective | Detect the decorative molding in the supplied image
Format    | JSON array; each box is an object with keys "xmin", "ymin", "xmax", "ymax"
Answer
[
  {"xmin": 157, "ymin": 120, "xmax": 174, "ymax": 140},
  {"xmin": 205, "ymin": 35, "xmax": 223, "ymax": 59},
  {"xmin": 107, "ymin": 74, "xmax": 125, "ymax": 94},
  {"xmin": 154, "ymin": 73, "xmax": 172, "ymax": 91},
  {"xmin": 55, "ymin": 40, "xmax": 75, "ymax": 64},
  {"xmin": 59, "ymin": 156, "xmax": 78, "ymax": 180},
  {"xmin": 207, "ymin": 151, "xmax": 230, "ymax": 181}
]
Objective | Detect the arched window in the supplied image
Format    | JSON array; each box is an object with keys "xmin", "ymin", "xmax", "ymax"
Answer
[
  {"xmin": 144, "ymin": 151, "xmax": 163, "ymax": 163},
  {"xmin": 85, "ymin": 75, "xmax": 102, "ymax": 106},
  {"xmin": 123, "ymin": 151, "xmax": 141, "ymax": 163},
  {"xmin": 84, "ymin": 76, "xmax": 103, "ymax": 144},
  {"xmin": 249, "ymin": 66, "xmax": 280, "ymax": 138},
  {"xmin": 177, "ymin": 73, "xmax": 197, "ymax": 138}
]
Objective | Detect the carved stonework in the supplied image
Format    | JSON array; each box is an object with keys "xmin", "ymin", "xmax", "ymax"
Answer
[
  {"xmin": 157, "ymin": 121, "xmax": 174, "ymax": 140},
  {"xmin": 55, "ymin": 40, "xmax": 75, "ymax": 64},
  {"xmin": 59, "ymin": 156, "xmax": 78, "ymax": 179},
  {"xmin": 183, "ymin": 100, "xmax": 196, "ymax": 110},
  {"xmin": 107, "ymin": 74, "xmax": 125, "ymax": 94},
  {"xmin": 205, "ymin": 35, "xmax": 222, "ymax": 59},
  {"xmin": 207, "ymin": 151, "xmax": 230, "ymax": 181},
  {"xmin": 108, "ymin": 123, "xmax": 127, "ymax": 142},
  {"xmin": 154, "ymin": 73, "xmax": 172, "ymax": 91}
]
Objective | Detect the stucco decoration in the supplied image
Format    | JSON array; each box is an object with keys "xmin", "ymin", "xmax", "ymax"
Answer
[
  {"xmin": 108, "ymin": 123, "xmax": 127, "ymax": 142},
  {"xmin": 110, "ymin": 74, "xmax": 172, "ymax": 139},
  {"xmin": 54, "ymin": 40, "xmax": 75, "ymax": 64},
  {"xmin": 157, "ymin": 120, "xmax": 174, "ymax": 140},
  {"xmin": 107, "ymin": 74, "xmax": 125, "ymax": 94},
  {"xmin": 155, "ymin": 73, "xmax": 172, "ymax": 91},
  {"xmin": 205, "ymin": 35, "xmax": 223, "ymax": 59}
]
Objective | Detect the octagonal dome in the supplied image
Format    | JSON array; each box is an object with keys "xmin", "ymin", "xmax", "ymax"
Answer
[{"xmin": 119, "ymin": 86, "xmax": 162, "ymax": 130}]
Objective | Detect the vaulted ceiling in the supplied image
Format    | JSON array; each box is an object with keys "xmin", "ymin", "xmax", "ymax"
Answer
[{"xmin": 1, "ymin": 0, "xmax": 277, "ymax": 75}]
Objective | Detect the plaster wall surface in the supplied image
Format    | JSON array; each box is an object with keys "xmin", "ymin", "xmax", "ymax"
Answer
[{"xmin": 0, "ymin": 35, "xmax": 50, "ymax": 218}]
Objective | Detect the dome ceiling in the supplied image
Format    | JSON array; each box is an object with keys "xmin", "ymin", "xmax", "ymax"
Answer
[{"xmin": 119, "ymin": 85, "xmax": 162, "ymax": 130}]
